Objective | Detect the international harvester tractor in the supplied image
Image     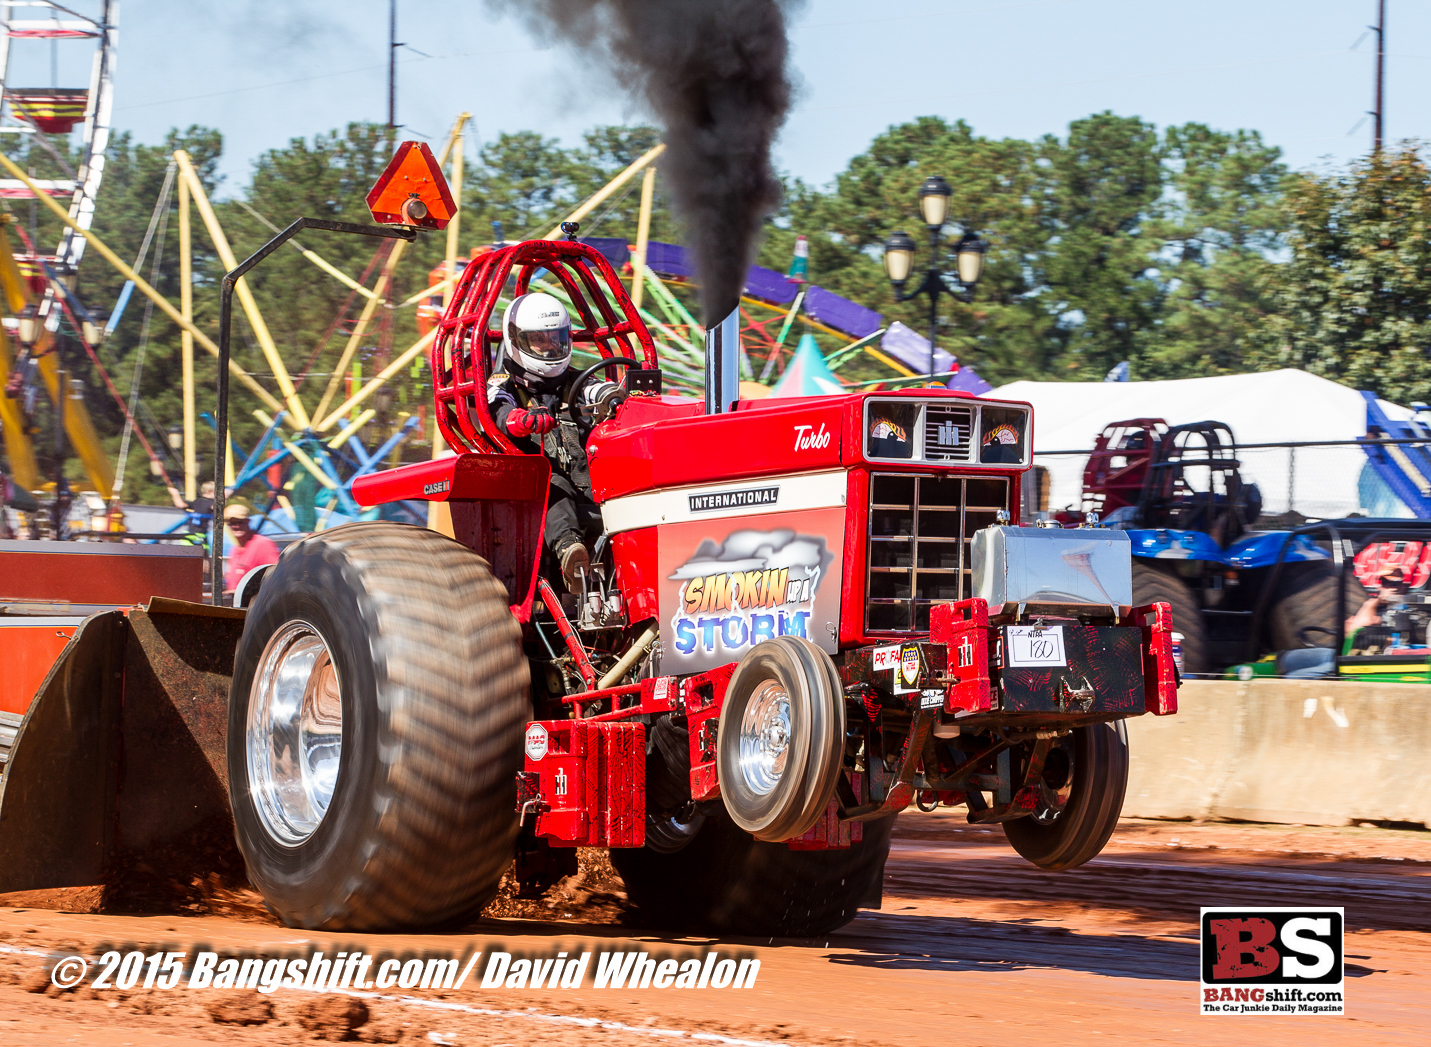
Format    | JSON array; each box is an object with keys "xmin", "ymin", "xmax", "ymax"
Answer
[{"xmin": 0, "ymin": 158, "xmax": 1177, "ymax": 937}]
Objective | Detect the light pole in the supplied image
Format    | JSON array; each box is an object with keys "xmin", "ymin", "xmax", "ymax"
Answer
[{"xmin": 882, "ymin": 175, "xmax": 988, "ymax": 378}]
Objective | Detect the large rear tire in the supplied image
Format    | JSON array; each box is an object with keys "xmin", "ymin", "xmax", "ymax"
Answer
[
  {"xmin": 1132, "ymin": 561, "xmax": 1211, "ymax": 674},
  {"xmin": 1264, "ymin": 561, "xmax": 1365, "ymax": 652},
  {"xmin": 1002, "ymin": 720, "xmax": 1129, "ymax": 871},
  {"xmin": 227, "ymin": 522, "xmax": 529, "ymax": 931},
  {"xmin": 612, "ymin": 812, "xmax": 893, "ymax": 938}
]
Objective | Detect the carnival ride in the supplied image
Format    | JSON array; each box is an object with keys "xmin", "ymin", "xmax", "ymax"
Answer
[
  {"xmin": 0, "ymin": 52, "xmax": 961, "ymax": 546},
  {"xmin": 0, "ymin": 0, "xmax": 118, "ymax": 509}
]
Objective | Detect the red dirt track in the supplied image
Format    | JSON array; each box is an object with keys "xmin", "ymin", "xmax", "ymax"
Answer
[{"xmin": 1, "ymin": 817, "xmax": 1426, "ymax": 1046}]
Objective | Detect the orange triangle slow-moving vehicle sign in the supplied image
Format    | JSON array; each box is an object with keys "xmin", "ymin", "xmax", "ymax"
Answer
[{"xmin": 366, "ymin": 141, "xmax": 458, "ymax": 230}]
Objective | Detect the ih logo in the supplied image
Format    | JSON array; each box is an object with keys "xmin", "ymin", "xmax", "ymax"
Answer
[
  {"xmin": 957, "ymin": 635, "xmax": 975, "ymax": 668},
  {"xmin": 554, "ymin": 768, "xmax": 568, "ymax": 797},
  {"xmin": 1200, "ymin": 908, "xmax": 1344, "ymax": 1015},
  {"xmin": 934, "ymin": 419, "xmax": 960, "ymax": 446}
]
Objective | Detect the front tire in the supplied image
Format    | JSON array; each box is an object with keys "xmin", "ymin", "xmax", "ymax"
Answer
[
  {"xmin": 1003, "ymin": 720, "xmax": 1129, "ymax": 870},
  {"xmin": 227, "ymin": 523, "xmax": 529, "ymax": 931},
  {"xmin": 717, "ymin": 636, "xmax": 845, "ymax": 843},
  {"xmin": 612, "ymin": 813, "xmax": 893, "ymax": 937}
]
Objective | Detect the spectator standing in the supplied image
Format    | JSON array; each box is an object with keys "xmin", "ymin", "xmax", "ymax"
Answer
[{"xmin": 223, "ymin": 503, "xmax": 280, "ymax": 594}]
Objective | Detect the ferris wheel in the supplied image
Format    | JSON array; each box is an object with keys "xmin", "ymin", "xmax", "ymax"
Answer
[
  {"xmin": 0, "ymin": 1, "xmax": 117, "ymax": 509},
  {"xmin": 0, "ymin": 0, "xmax": 116, "ymax": 290}
]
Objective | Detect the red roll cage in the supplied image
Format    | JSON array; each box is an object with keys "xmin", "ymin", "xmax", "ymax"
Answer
[{"xmin": 430, "ymin": 239, "xmax": 661, "ymax": 455}]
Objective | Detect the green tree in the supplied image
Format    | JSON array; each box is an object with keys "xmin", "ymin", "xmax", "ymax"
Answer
[
  {"xmin": 769, "ymin": 112, "xmax": 1290, "ymax": 388},
  {"xmin": 1143, "ymin": 123, "xmax": 1286, "ymax": 378},
  {"xmin": 95, "ymin": 126, "xmax": 225, "ymax": 504},
  {"xmin": 8, "ymin": 112, "xmax": 1383, "ymax": 507},
  {"xmin": 0, "ymin": 128, "xmax": 224, "ymax": 503},
  {"xmin": 1269, "ymin": 146, "xmax": 1431, "ymax": 404},
  {"xmin": 765, "ymin": 116, "xmax": 1051, "ymax": 386},
  {"xmin": 1035, "ymin": 111, "xmax": 1164, "ymax": 379},
  {"xmin": 468, "ymin": 130, "xmax": 584, "ymax": 239}
]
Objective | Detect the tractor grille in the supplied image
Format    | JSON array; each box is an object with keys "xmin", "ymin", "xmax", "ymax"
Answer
[
  {"xmin": 922, "ymin": 404, "xmax": 974, "ymax": 461},
  {"xmin": 866, "ymin": 473, "xmax": 1010, "ymax": 634}
]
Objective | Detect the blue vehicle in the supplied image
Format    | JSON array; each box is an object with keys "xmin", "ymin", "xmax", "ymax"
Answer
[{"xmin": 1079, "ymin": 419, "xmax": 1348, "ymax": 674}]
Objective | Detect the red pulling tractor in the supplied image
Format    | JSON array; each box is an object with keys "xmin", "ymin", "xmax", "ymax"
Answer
[{"xmin": 214, "ymin": 236, "xmax": 1179, "ymax": 936}]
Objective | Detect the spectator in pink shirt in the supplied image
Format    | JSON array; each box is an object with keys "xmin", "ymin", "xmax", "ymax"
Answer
[{"xmin": 223, "ymin": 503, "xmax": 280, "ymax": 594}]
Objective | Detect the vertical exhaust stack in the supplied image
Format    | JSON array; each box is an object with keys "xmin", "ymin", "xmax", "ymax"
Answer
[{"xmin": 705, "ymin": 309, "xmax": 741, "ymax": 414}]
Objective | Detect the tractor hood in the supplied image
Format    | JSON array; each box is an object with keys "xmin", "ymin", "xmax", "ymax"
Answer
[{"xmin": 587, "ymin": 389, "xmax": 1033, "ymax": 503}]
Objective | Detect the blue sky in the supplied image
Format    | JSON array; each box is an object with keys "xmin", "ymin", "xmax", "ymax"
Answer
[{"xmin": 11, "ymin": 1, "xmax": 1428, "ymax": 195}]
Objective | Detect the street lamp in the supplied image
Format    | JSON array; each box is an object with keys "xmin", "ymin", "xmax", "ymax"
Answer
[
  {"xmin": 918, "ymin": 175, "xmax": 952, "ymax": 229},
  {"xmin": 882, "ymin": 230, "xmax": 917, "ymax": 289},
  {"xmin": 882, "ymin": 177, "xmax": 989, "ymax": 378},
  {"xmin": 955, "ymin": 232, "xmax": 988, "ymax": 286},
  {"xmin": 168, "ymin": 424, "xmax": 183, "ymax": 451}
]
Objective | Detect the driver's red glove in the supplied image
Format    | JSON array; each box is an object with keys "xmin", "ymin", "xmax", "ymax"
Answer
[{"xmin": 506, "ymin": 407, "xmax": 556, "ymax": 438}]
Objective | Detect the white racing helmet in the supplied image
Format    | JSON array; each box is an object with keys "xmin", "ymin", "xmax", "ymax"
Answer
[{"xmin": 502, "ymin": 292, "xmax": 572, "ymax": 380}]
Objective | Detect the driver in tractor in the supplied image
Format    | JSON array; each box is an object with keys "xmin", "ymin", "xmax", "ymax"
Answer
[{"xmin": 488, "ymin": 290, "xmax": 623, "ymax": 594}]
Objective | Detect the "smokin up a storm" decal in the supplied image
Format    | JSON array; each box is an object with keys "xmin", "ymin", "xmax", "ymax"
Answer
[{"xmin": 658, "ymin": 509, "xmax": 845, "ymax": 672}]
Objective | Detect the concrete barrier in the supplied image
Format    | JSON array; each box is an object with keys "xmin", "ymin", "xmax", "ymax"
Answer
[{"xmin": 1124, "ymin": 679, "xmax": 1431, "ymax": 827}]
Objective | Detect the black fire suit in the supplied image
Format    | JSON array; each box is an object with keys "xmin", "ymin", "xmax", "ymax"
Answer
[{"xmin": 487, "ymin": 369, "xmax": 607, "ymax": 566}]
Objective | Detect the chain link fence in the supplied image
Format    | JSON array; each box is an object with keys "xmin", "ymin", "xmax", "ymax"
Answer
[{"xmin": 1032, "ymin": 439, "xmax": 1426, "ymax": 522}]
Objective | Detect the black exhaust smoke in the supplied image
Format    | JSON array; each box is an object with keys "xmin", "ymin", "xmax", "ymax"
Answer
[{"xmin": 487, "ymin": 0, "xmax": 799, "ymax": 324}]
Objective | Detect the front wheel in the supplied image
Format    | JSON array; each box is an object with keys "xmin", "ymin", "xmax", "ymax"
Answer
[
  {"xmin": 1002, "ymin": 720, "xmax": 1129, "ymax": 871},
  {"xmin": 1263, "ymin": 561, "xmax": 1366, "ymax": 653},
  {"xmin": 227, "ymin": 523, "xmax": 529, "ymax": 931},
  {"xmin": 612, "ymin": 813, "xmax": 893, "ymax": 937},
  {"xmin": 717, "ymin": 636, "xmax": 845, "ymax": 843}
]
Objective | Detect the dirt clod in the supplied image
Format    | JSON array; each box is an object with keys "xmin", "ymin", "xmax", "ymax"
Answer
[
  {"xmin": 20, "ymin": 967, "xmax": 52, "ymax": 994},
  {"xmin": 206, "ymin": 990, "xmax": 275, "ymax": 1025},
  {"xmin": 358, "ymin": 1021, "xmax": 405, "ymax": 1043},
  {"xmin": 482, "ymin": 847, "xmax": 628, "ymax": 924},
  {"xmin": 296, "ymin": 995, "xmax": 371, "ymax": 1041}
]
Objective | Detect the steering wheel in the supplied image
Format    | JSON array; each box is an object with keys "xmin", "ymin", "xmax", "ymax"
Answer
[
  {"xmin": 564, "ymin": 356, "xmax": 638, "ymax": 424},
  {"xmin": 1298, "ymin": 625, "xmax": 1336, "ymax": 648}
]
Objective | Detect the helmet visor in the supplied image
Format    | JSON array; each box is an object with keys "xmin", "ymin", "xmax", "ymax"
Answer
[{"xmin": 511, "ymin": 324, "xmax": 571, "ymax": 362}]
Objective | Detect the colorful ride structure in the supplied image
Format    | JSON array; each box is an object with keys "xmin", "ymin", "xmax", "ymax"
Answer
[
  {"xmin": 2, "ymin": 81, "xmax": 972, "ymax": 545},
  {"xmin": 0, "ymin": 1, "xmax": 119, "ymax": 503}
]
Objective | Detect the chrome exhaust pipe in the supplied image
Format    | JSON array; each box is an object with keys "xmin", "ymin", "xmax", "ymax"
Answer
[{"xmin": 704, "ymin": 309, "xmax": 740, "ymax": 414}]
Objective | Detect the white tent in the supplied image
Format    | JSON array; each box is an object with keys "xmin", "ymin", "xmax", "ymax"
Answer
[{"xmin": 989, "ymin": 369, "xmax": 1415, "ymax": 520}]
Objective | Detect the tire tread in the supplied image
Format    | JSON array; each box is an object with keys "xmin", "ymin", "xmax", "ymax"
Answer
[{"xmin": 233, "ymin": 523, "xmax": 528, "ymax": 931}]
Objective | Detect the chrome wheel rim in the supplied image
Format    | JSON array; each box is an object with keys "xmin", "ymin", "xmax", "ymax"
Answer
[
  {"xmin": 737, "ymin": 680, "xmax": 791, "ymax": 796},
  {"xmin": 247, "ymin": 621, "xmax": 343, "ymax": 845}
]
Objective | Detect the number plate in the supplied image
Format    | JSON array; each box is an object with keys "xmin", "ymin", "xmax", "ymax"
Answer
[{"xmin": 1006, "ymin": 625, "xmax": 1066, "ymax": 667}]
